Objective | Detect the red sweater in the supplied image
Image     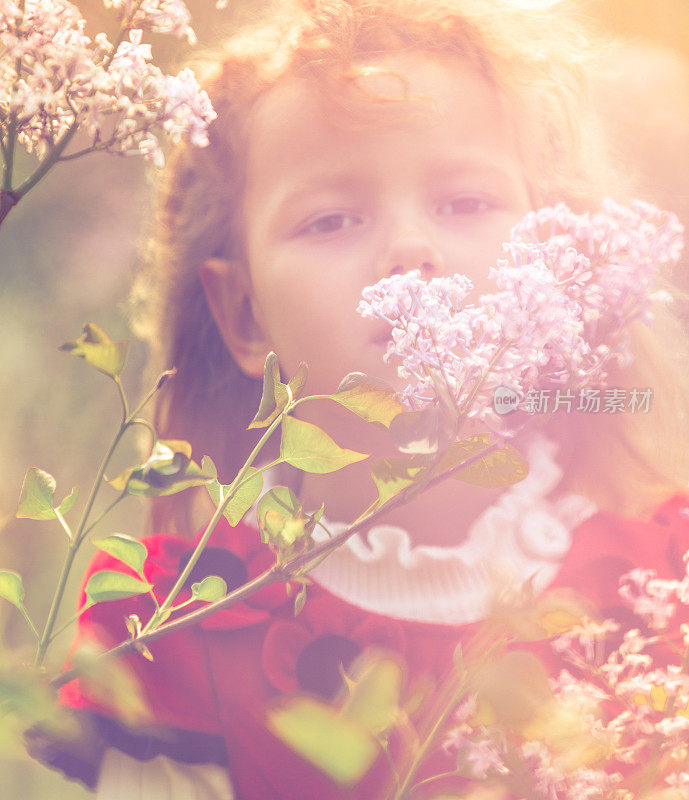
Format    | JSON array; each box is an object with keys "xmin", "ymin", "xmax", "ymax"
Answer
[{"xmin": 47, "ymin": 492, "xmax": 689, "ymax": 798}]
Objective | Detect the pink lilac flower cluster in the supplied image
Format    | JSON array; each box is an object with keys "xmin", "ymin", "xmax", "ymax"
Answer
[
  {"xmin": 442, "ymin": 560, "xmax": 689, "ymax": 799},
  {"xmin": 0, "ymin": 0, "xmax": 215, "ymax": 165},
  {"xmin": 617, "ymin": 567, "xmax": 689, "ymax": 631},
  {"xmin": 443, "ymin": 677, "xmax": 621, "ymax": 800},
  {"xmin": 548, "ymin": 607, "xmax": 689, "ymax": 795},
  {"xmin": 357, "ymin": 200, "xmax": 683, "ymax": 430},
  {"xmin": 103, "ymin": 0, "xmax": 196, "ymax": 43}
]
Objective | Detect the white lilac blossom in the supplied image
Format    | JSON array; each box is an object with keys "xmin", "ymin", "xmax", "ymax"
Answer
[
  {"xmin": 442, "ymin": 714, "xmax": 619, "ymax": 799},
  {"xmin": 618, "ymin": 569, "xmax": 682, "ymax": 631},
  {"xmin": 357, "ymin": 200, "xmax": 684, "ymax": 432},
  {"xmin": 0, "ymin": 0, "xmax": 214, "ymax": 165},
  {"xmin": 616, "ymin": 550, "xmax": 689, "ymax": 633},
  {"xmin": 551, "ymin": 618, "xmax": 621, "ymax": 664},
  {"xmin": 440, "ymin": 554, "xmax": 689, "ymax": 797},
  {"xmin": 103, "ymin": 0, "xmax": 196, "ymax": 44},
  {"xmin": 519, "ymin": 740, "xmax": 621, "ymax": 800}
]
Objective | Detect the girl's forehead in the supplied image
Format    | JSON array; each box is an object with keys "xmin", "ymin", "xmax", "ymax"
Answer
[
  {"xmin": 247, "ymin": 51, "xmax": 509, "ymax": 145},
  {"xmin": 244, "ymin": 51, "xmax": 520, "ymax": 174}
]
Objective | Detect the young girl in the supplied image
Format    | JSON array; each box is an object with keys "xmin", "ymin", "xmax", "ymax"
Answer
[{"xmin": 43, "ymin": 0, "xmax": 689, "ymax": 797}]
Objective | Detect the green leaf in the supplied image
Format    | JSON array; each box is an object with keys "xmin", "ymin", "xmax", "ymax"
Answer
[
  {"xmin": 85, "ymin": 571, "xmax": 152, "ymax": 604},
  {"xmin": 56, "ymin": 486, "xmax": 79, "ymax": 515},
  {"xmin": 304, "ymin": 503, "xmax": 325, "ymax": 535},
  {"xmin": 294, "ymin": 583, "xmax": 307, "ymax": 616},
  {"xmin": 280, "ymin": 416, "xmax": 368, "ymax": 474},
  {"xmin": 92, "ymin": 535, "xmax": 148, "ymax": 576},
  {"xmin": 371, "ymin": 455, "xmax": 426, "ymax": 506},
  {"xmin": 249, "ymin": 352, "xmax": 290, "ymax": 429},
  {"xmin": 255, "ymin": 486, "xmax": 316, "ymax": 563},
  {"xmin": 202, "ymin": 456, "xmax": 263, "ymax": 526},
  {"xmin": 388, "ymin": 408, "xmax": 443, "ymax": 454},
  {"xmin": 70, "ymin": 642, "xmax": 150, "ymax": 725},
  {"xmin": 134, "ymin": 642, "xmax": 155, "ymax": 662},
  {"xmin": 109, "ymin": 440, "xmax": 211, "ymax": 497},
  {"xmin": 355, "ymin": 455, "xmax": 427, "ymax": 522},
  {"xmin": 268, "ymin": 698, "xmax": 378, "ymax": 785},
  {"xmin": 341, "ymin": 658, "xmax": 402, "ymax": 734},
  {"xmin": 201, "ymin": 454, "xmax": 219, "ymax": 480},
  {"xmin": 0, "ymin": 660, "xmax": 79, "ymax": 750},
  {"xmin": 16, "ymin": 468, "xmax": 56, "ymax": 520},
  {"xmin": 16, "ymin": 468, "xmax": 79, "ymax": 522},
  {"xmin": 330, "ymin": 373, "xmax": 403, "ymax": 429},
  {"xmin": 256, "ymin": 486, "xmax": 304, "ymax": 546},
  {"xmin": 257, "ymin": 486, "xmax": 301, "ymax": 523},
  {"xmin": 489, "ymin": 585, "xmax": 590, "ymax": 642},
  {"xmin": 288, "ymin": 362, "xmax": 309, "ymax": 399},
  {"xmin": 472, "ymin": 650, "xmax": 552, "ymax": 731},
  {"xmin": 58, "ymin": 322, "xmax": 130, "ymax": 378},
  {"xmin": 125, "ymin": 614, "xmax": 142, "ymax": 638},
  {"xmin": 0, "ymin": 571, "xmax": 25, "ymax": 610},
  {"xmin": 279, "ymin": 517, "xmax": 308, "ymax": 546},
  {"xmin": 436, "ymin": 434, "xmax": 528, "ymax": 488},
  {"xmin": 191, "ymin": 576, "xmax": 228, "ymax": 602}
]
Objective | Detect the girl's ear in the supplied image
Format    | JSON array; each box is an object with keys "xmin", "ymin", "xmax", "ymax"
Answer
[{"xmin": 199, "ymin": 258, "xmax": 272, "ymax": 378}]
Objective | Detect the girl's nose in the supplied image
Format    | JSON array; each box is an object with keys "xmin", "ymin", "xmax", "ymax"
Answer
[{"xmin": 377, "ymin": 234, "xmax": 444, "ymax": 280}]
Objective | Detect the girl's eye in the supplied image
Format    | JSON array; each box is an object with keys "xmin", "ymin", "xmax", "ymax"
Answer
[
  {"xmin": 299, "ymin": 213, "xmax": 361, "ymax": 236},
  {"xmin": 437, "ymin": 197, "xmax": 491, "ymax": 216}
]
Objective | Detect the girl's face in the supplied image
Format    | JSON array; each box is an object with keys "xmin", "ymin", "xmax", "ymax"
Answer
[{"xmin": 235, "ymin": 53, "xmax": 533, "ymax": 396}]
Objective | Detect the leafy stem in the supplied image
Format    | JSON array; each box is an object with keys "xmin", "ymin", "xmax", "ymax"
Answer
[
  {"xmin": 114, "ymin": 376, "xmax": 129, "ymax": 423},
  {"xmin": 34, "ymin": 370, "xmax": 168, "ymax": 666},
  {"xmin": 0, "ymin": 0, "xmax": 145, "ymax": 227},
  {"xmin": 129, "ymin": 417, "xmax": 158, "ymax": 446},
  {"xmin": 80, "ymin": 491, "xmax": 127, "ymax": 541},
  {"xmin": 143, "ymin": 410, "xmax": 289, "ymax": 632},
  {"xmin": 35, "ymin": 542, "xmax": 79, "ymax": 666},
  {"xmin": 392, "ymin": 633, "xmax": 507, "ymax": 800},
  {"xmin": 53, "ymin": 437, "xmax": 503, "ymax": 689},
  {"xmin": 20, "ymin": 606, "xmax": 40, "ymax": 641},
  {"xmin": 47, "ymin": 600, "xmax": 94, "ymax": 645},
  {"xmin": 406, "ymin": 770, "xmax": 463, "ymax": 796},
  {"xmin": 53, "ymin": 566, "xmax": 278, "ymax": 690},
  {"xmin": 378, "ymin": 738, "xmax": 401, "ymax": 792},
  {"xmin": 393, "ymin": 676, "xmax": 469, "ymax": 800},
  {"xmin": 73, "ymin": 417, "xmax": 127, "ymax": 549},
  {"xmin": 12, "ymin": 118, "xmax": 81, "ymax": 203},
  {"xmin": 53, "ymin": 506, "xmax": 73, "ymax": 542}
]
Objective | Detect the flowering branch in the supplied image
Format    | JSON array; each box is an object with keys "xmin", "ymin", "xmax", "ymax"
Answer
[
  {"xmin": 437, "ymin": 564, "xmax": 689, "ymax": 800},
  {"xmin": 33, "ymin": 361, "xmax": 175, "ymax": 667},
  {"xmin": 0, "ymin": 0, "xmax": 215, "ymax": 227},
  {"xmin": 51, "ymin": 435, "xmax": 505, "ymax": 691},
  {"xmin": 358, "ymin": 199, "xmax": 683, "ymax": 434}
]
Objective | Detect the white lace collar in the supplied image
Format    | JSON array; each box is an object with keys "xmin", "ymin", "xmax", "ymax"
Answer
[{"xmin": 247, "ymin": 432, "xmax": 597, "ymax": 626}]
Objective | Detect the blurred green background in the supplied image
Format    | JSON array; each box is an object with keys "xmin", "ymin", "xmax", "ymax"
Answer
[{"xmin": 0, "ymin": 0, "xmax": 687, "ymax": 797}]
